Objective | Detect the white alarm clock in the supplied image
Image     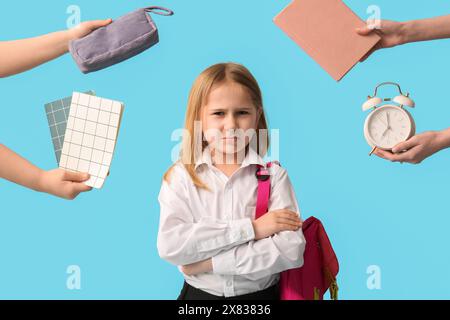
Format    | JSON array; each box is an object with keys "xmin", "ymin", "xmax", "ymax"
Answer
[{"xmin": 362, "ymin": 82, "xmax": 416, "ymax": 155}]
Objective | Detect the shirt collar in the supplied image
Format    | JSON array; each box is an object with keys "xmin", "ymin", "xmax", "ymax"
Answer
[
  {"xmin": 195, "ymin": 146, "xmax": 265, "ymax": 170},
  {"xmin": 194, "ymin": 146, "xmax": 213, "ymax": 170}
]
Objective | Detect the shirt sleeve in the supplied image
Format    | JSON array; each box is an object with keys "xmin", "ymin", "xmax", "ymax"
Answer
[
  {"xmin": 211, "ymin": 165, "xmax": 306, "ymax": 280},
  {"xmin": 157, "ymin": 164, "xmax": 255, "ymax": 266}
]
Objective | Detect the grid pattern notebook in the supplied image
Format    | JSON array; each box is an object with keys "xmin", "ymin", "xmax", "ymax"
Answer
[
  {"xmin": 45, "ymin": 91, "xmax": 95, "ymax": 164},
  {"xmin": 59, "ymin": 92, "xmax": 124, "ymax": 189}
]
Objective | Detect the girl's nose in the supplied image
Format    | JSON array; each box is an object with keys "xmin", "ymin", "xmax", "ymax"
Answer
[{"xmin": 224, "ymin": 114, "xmax": 237, "ymax": 130}]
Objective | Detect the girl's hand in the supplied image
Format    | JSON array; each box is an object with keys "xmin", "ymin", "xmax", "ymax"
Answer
[
  {"xmin": 356, "ymin": 20, "xmax": 407, "ymax": 61},
  {"xmin": 181, "ymin": 259, "xmax": 213, "ymax": 276},
  {"xmin": 374, "ymin": 130, "xmax": 450, "ymax": 164},
  {"xmin": 252, "ymin": 209, "xmax": 302, "ymax": 241},
  {"xmin": 67, "ymin": 19, "xmax": 112, "ymax": 41},
  {"xmin": 38, "ymin": 169, "xmax": 92, "ymax": 200}
]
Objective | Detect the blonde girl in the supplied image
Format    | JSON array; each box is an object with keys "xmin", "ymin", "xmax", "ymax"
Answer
[{"xmin": 157, "ymin": 62, "xmax": 305, "ymax": 300}]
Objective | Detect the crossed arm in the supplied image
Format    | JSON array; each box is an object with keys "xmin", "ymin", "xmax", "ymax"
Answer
[
  {"xmin": 157, "ymin": 165, "xmax": 305, "ymax": 279},
  {"xmin": 179, "ymin": 208, "xmax": 303, "ymax": 276},
  {"xmin": 160, "ymin": 210, "xmax": 304, "ymax": 279}
]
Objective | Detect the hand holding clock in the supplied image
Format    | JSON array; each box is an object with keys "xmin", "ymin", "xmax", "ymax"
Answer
[
  {"xmin": 374, "ymin": 129, "xmax": 450, "ymax": 164},
  {"xmin": 358, "ymin": 15, "xmax": 450, "ymax": 164}
]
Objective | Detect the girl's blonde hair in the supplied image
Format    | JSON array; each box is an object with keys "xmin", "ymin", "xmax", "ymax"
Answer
[{"xmin": 164, "ymin": 62, "xmax": 269, "ymax": 189}]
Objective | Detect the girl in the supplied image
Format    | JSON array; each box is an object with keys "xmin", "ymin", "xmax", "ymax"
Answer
[
  {"xmin": 157, "ymin": 62, "xmax": 305, "ymax": 300},
  {"xmin": 0, "ymin": 18, "xmax": 111, "ymax": 199}
]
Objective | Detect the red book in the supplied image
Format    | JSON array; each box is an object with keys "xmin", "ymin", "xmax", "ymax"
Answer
[{"xmin": 274, "ymin": 0, "xmax": 381, "ymax": 81}]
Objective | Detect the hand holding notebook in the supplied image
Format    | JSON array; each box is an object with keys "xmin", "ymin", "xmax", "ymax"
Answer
[
  {"xmin": 59, "ymin": 92, "xmax": 124, "ymax": 189},
  {"xmin": 274, "ymin": 0, "xmax": 381, "ymax": 81},
  {"xmin": 46, "ymin": 92, "xmax": 124, "ymax": 189}
]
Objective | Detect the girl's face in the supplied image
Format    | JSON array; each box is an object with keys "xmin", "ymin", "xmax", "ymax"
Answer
[{"xmin": 201, "ymin": 81, "xmax": 260, "ymax": 161}]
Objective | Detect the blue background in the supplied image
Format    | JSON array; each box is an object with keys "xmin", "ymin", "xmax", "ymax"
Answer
[{"xmin": 1, "ymin": 0, "xmax": 449, "ymax": 299}]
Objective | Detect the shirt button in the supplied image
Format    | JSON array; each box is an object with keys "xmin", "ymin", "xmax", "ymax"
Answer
[{"xmin": 226, "ymin": 280, "xmax": 232, "ymax": 286}]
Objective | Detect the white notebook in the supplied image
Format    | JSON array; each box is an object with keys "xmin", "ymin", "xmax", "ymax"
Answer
[{"xmin": 59, "ymin": 92, "xmax": 124, "ymax": 189}]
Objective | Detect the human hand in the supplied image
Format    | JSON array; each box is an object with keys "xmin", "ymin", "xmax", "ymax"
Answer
[
  {"xmin": 356, "ymin": 20, "xmax": 407, "ymax": 61},
  {"xmin": 374, "ymin": 130, "xmax": 450, "ymax": 164},
  {"xmin": 181, "ymin": 259, "xmax": 213, "ymax": 276},
  {"xmin": 252, "ymin": 209, "xmax": 302, "ymax": 241},
  {"xmin": 38, "ymin": 169, "xmax": 92, "ymax": 199},
  {"xmin": 67, "ymin": 19, "xmax": 112, "ymax": 41}
]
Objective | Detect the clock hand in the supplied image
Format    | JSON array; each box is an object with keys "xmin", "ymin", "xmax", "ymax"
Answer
[
  {"xmin": 381, "ymin": 127, "xmax": 389, "ymax": 138},
  {"xmin": 377, "ymin": 115, "xmax": 387, "ymax": 127}
]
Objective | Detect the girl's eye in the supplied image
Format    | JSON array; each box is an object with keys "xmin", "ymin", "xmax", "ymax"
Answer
[
  {"xmin": 237, "ymin": 111, "xmax": 250, "ymax": 115},
  {"xmin": 212, "ymin": 112, "xmax": 225, "ymax": 116}
]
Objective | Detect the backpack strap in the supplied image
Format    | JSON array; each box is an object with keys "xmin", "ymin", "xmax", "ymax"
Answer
[{"xmin": 255, "ymin": 162, "xmax": 279, "ymax": 218}]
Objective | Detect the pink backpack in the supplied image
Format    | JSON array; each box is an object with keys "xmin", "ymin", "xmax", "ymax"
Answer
[{"xmin": 256, "ymin": 162, "xmax": 339, "ymax": 300}]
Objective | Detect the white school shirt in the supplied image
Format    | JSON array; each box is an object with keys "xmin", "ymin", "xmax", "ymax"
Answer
[{"xmin": 157, "ymin": 147, "xmax": 306, "ymax": 297}]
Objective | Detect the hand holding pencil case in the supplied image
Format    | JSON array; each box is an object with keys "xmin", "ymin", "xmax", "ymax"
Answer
[{"xmin": 69, "ymin": 6, "xmax": 174, "ymax": 73}]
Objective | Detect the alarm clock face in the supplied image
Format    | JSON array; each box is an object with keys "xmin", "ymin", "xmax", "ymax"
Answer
[{"xmin": 364, "ymin": 105, "xmax": 415, "ymax": 150}]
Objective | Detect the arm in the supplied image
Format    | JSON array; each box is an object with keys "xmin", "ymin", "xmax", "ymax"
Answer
[
  {"xmin": 403, "ymin": 15, "xmax": 450, "ymax": 43},
  {"xmin": 181, "ymin": 208, "xmax": 302, "ymax": 275},
  {"xmin": 157, "ymin": 165, "xmax": 256, "ymax": 266},
  {"xmin": 0, "ymin": 144, "xmax": 92, "ymax": 199},
  {"xmin": 0, "ymin": 19, "xmax": 111, "ymax": 78},
  {"xmin": 374, "ymin": 128, "xmax": 450, "ymax": 164},
  {"xmin": 356, "ymin": 15, "xmax": 450, "ymax": 61},
  {"xmin": 183, "ymin": 166, "xmax": 306, "ymax": 280}
]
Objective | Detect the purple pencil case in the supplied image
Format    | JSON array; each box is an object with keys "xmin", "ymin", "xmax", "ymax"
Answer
[{"xmin": 69, "ymin": 6, "xmax": 173, "ymax": 74}]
